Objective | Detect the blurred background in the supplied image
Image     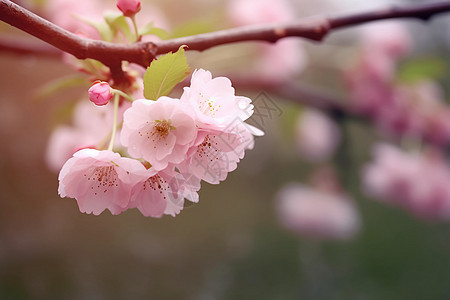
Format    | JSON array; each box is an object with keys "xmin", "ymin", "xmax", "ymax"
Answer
[{"xmin": 1, "ymin": 0, "xmax": 450, "ymax": 299}]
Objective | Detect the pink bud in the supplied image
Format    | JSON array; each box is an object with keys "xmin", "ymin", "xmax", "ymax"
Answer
[
  {"xmin": 88, "ymin": 81, "xmax": 113, "ymax": 106},
  {"xmin": 116, "ymin": 0, "xmax": 141, "ymax": 17}
]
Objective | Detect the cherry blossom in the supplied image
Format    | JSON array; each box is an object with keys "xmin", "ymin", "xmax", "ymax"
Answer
[
  {"xmin": 58, "ymin": 149, "xmax": 148, "ymax": 215},
  {"xmin": 180, "ymin": 69, "xmax": 253, "ymax": 128},
  {"xmin": 178, "ymin": 129, "xmax": 242, "ymax": 184},
  {"xmin": 130, "ymin": 168, "xmax": 182, "ymax": 218},
  {"xmin": 120, "ymin": 97, "xmax": 197, "ymax": 171}
]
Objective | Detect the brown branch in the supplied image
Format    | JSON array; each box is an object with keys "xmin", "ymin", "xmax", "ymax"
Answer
[
  {"xmin": 1, "ymin": 0, "xmax": 450, "ymax": 78},
  {"xmin": 0, "ymin": 0, "xmax": 156, "ymax": 84}
]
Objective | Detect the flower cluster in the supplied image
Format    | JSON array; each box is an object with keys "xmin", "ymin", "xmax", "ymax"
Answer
[
  {"xmin": 57, "ymin": 69, "xmax": 263, "ymax": 217},
  {"xmin": 345, "ymin": 22, "xmax": 450, "ymax": 145},
  {"xmin": 363, "ymin": 143, "xmax": 450, "ymax": 220}
]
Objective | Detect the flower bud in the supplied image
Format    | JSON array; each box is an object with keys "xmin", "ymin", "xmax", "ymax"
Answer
[
  {"xmin": 88, "ymin": 81, "xmax": 113, "ymax": 106},
  {"xmin": 117, "ymin": 0, "xmax": 141, "ymax": 18}
]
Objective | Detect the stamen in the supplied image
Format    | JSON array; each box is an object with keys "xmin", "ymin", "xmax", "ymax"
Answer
[
  {"xmin": 83, "ymin": 165, "xmax": 119, "ymax": 195},
  {"xmin": 138, "ymin": 120, "xmax": 175, "ymax": 149},
  {"xmin": 142, "ymin": 174, "xmax": 170, "ymax": 199},
  {"xmin": 198, "ymin": 93, "xmax": 221, "ymax": 116}
]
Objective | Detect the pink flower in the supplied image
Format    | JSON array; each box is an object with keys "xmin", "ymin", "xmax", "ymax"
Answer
[
  {"xmin": 276, "ymin": 183, "xmax": 360, "ymax": 240},
  {"xmin": 130, "ymin": 168, "xmax": 178, "ymax": 217},
  {"xmin": 120, "ymin": 97, "xmax": 197, "ymax": 171},
  {"xmin": 363, "ymin": 143, "xmax": 450, "ymax": 220},
  {"xmin": 180, "ymin": 69, "xmax": 253, "ymax": 128},
  {"xmin": 58, "ymin": 149, "xmax": 148, "ymax": 215},
  {"xmin": 117, "ymin": 0, "xmax": 141, "ymax": 17},
  {"xmin": 178, "ymin": 115, "xmax": 264, "ymax": 184},
  {"xmin": 88, "ymin": 81, "xmax": 113, "ymax": 106},
  {"xmin": 295, "ymin": 109, "xmax": 341, "ymax": 162},
  {"xmin": 131, "ymin": 169, "xmax": 201, "ymax": 217},
  {"xmin": 178, "ymin": 130, "xmax": 241, "ymax": 184}
]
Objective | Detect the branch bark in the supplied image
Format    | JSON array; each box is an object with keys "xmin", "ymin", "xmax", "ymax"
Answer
[
  {"xmin": 0, "ymin": 0, "xmax": 156, "ymax": 73},
  {"xmin": 2, "ymin": 0, "xmax": 450, "ymax": 64}
]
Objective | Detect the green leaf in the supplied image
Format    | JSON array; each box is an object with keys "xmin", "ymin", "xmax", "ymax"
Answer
[
  {"xmin": 397, "ymin": 57, "xmax": 447, "ymax": 83},
  {"xmin": 139, "ymin": 22, "xmax": 169, "ymax": 40},
  {"xmin": 143, "ymin": 46, "xmax": 190, "ymax": 100},
  {"xmin": 35, "ymin": 75, "xmax": 88, "ymax": 102},
  {"xmin": 103, "ymin": 11, "xmax": 134, "ymax": 43},
  {"xmin": 168, "ymin": 19, "xmax": 216, "ymax": 39},
  {"xmin": 73, "ymin": 14, "xmax": 114, "ymax": 42}
]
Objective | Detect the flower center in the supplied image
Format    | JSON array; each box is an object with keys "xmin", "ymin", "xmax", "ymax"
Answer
[
  {"xmin": 143, "ymin": 174, "xmax": 170, "ymax": 199},
  {"xmin": 199, "ymin": 93, "xmax": 221, "ymax": 116},
  {"xmin": 154, "ymin": 120, "xmax": 172, "ymax": 138},
  {"xmin": 83, "ymin": 165, "xmax": 119, "ymax": 195},
  {"xmin": 197, "ymin": 135, "xmax": 220, "ymax": 162},
  {"xmin": 138, "ymin": 120, "xmax": 175, "ymax": 147}
]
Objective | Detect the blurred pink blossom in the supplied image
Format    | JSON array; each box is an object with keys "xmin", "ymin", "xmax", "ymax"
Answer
[
  {"xmin": 276, "ymin": 183, "xmax": 360, "ymax": 240},
  {"xmin": 295, "ymin": 109, "xmax": 341, "ymax": 162},
  {"xmin": 363, "ymin": 143, "xmax": 450, "ymax": 220},
  {"xmin": 346, "ymin": 22, "xmax": 411, "ymax": 115},
  {"xmin": 46, "ymin": 0, "xmax": 107, "ymax": 39},
  {"xmin": 360, "ymin": 21, "xmax": 412, "ymax": 61},
  {"xmin": 345, "ymin": 22, "xmax": 450, "ymax": 144},
  {"xmin": 227, "ymin": 0, "xmax": 306, "ymax": 78},
  {"xmin": 46, "ymin": 100, "xmax": 131, "ymax": 172}
]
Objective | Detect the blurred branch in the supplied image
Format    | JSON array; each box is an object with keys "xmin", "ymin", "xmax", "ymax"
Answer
[
  {"xmin": 231, "ymin": 76, "xmax": 350, "ymax": 115},
  {"xmin": 0, "ymin": 35, "xmax": 61, "ymax": 57},
  {"xmin": 1, "ymin": 0, "xmax": 450, "ymax": 82}
]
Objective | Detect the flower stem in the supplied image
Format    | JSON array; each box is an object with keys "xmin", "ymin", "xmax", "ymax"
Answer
[
  {"xmin": 108, "ymin": 93, "xmax": 120, "ymax": 151},
  {"xmin": 131, "ymin": 16, "xmax": 140, "ymax": 42},
  {"xmin": 111, "ymin": 88, "xmax": 134, "ymax": 102}
]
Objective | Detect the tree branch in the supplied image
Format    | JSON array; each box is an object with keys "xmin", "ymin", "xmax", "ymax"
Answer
[
  {"xmin": 145, "ymin": 1, "xmax": 450, "ymax": 54},
  {"xmin": 0, "ymin": 0, "xmax": 156, "ymax": 81},
  {"xmin": 1, "ymin": 0, "xmax": 450, "ymax": 81},
  {"xmin": 2, "ymin": 1, "xmax": 450, "ymax": 61}
]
